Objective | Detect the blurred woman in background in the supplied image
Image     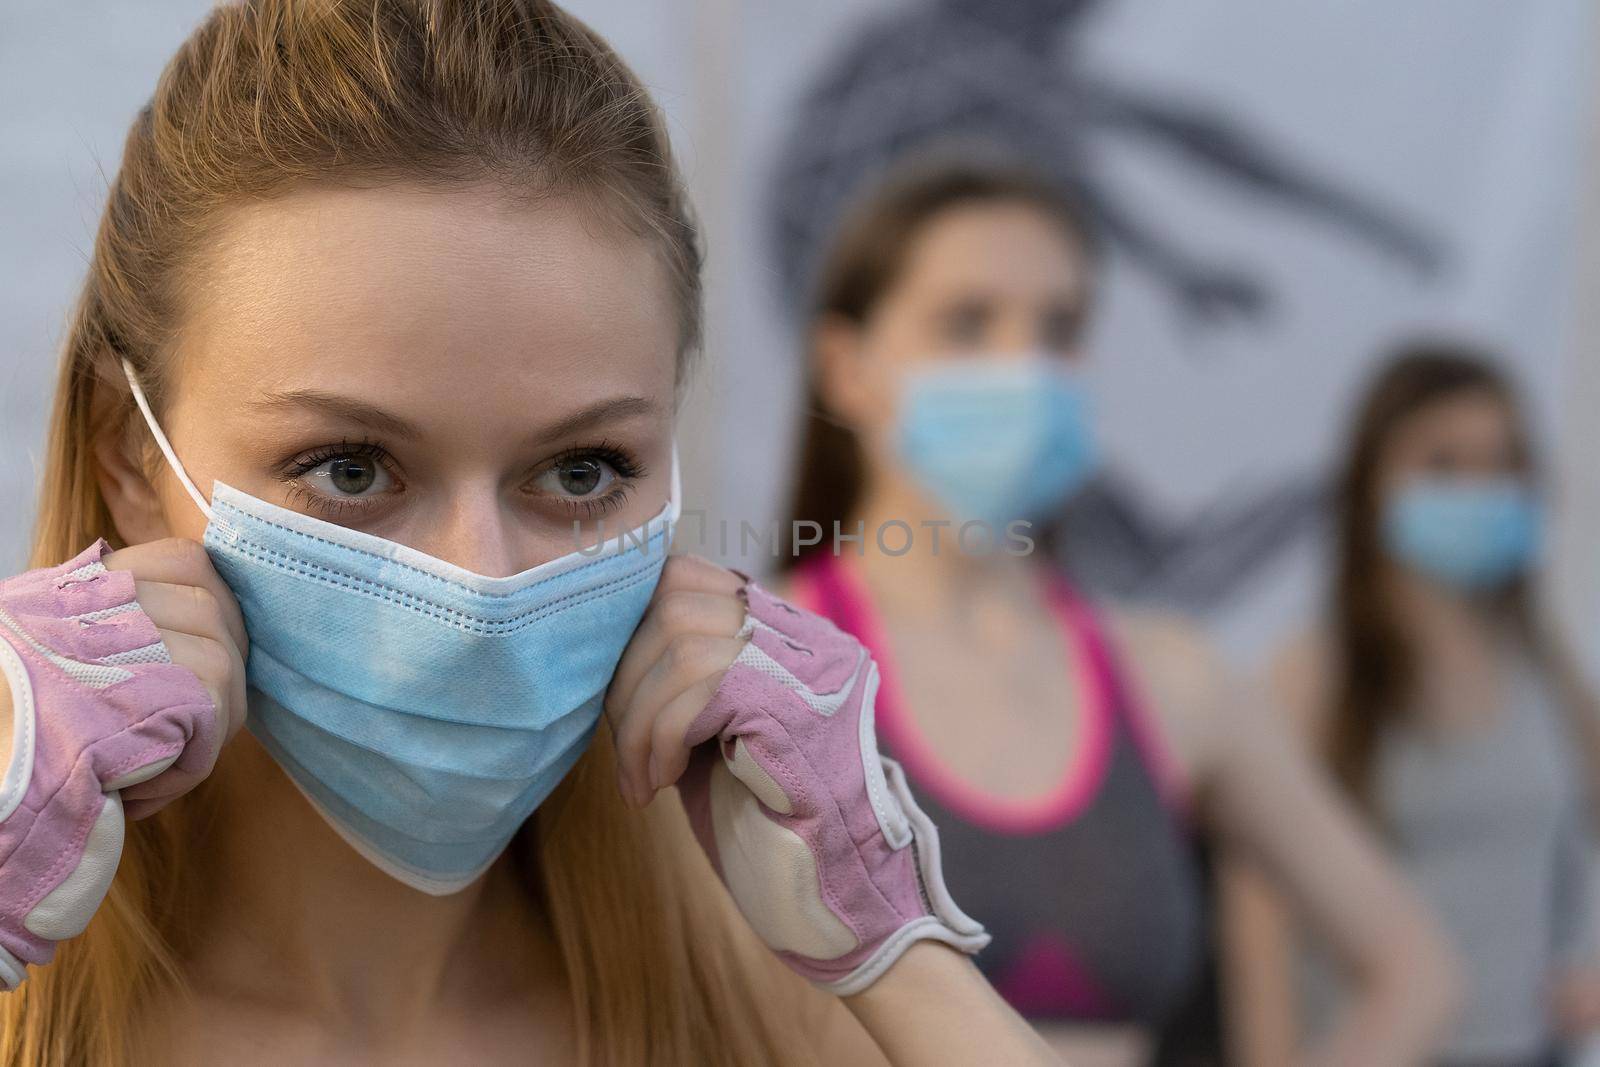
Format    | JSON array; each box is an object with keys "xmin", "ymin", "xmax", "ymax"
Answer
[
  {"xmin": 1225, "ymin": 347, "xmax": 1600, "ymax": 1067},
  {"xmin": 777, "ymin": 160, "xmax": 1460, "ymax": 1066}
]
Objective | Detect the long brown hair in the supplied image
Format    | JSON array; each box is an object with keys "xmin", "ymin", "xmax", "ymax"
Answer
[
  {"xmin": 5, "ymin": 3, "xmax": 815, "ymax": 1064},
  {"xmin": 779, "ymin": 160, "xmax": 1096, "ymax": 570},
  {"xmin": 1327, "ymin": 343, "xmax": 1542, "ymax": 800}
]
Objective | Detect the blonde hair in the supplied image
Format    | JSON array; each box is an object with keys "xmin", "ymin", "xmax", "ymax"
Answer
[{"xmin": 5, "ymin": 1, "xmax": 819, "ymax": 1062}]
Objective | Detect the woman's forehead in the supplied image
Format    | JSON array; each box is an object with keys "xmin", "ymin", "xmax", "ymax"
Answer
[
  {"xmin": 897, "ymin": 202, "xmax": 1088, "ymax": 300},
  {"xmin": 173, "ymin": 182, "xmax": 679, "ymax": 416},
  {"xmin": 1389, "ymin": 391, "xmax": 1520, "ymax": 462}
]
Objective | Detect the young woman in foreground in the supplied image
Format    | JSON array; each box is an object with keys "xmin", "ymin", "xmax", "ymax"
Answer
[
  {"xmin": 778, "ymin": 162, "xmax": 1461, "ymax": 1066},
  {"xmin": 0, "ymin": 2, "xmax": 1056, "ymax": 1063},
  {"xmin": 1224, "ymin": 348, "xmax": 1600, "ymax": 1067}
]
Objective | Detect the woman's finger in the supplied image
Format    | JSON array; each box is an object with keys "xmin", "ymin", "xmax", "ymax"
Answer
[
  {"xmin": 109, "ymin": 627, "xmax": 238, "ymax": 817},
  {"xmin": 105, "ymin": 538, "xmax": 248, "ymax": 657},
  {"xmin": 605, "ymin": 589, "xmax": 745, "ymax": 725},
  {"xmin": 610, "ymin": 633, "xmax": 744, "ymax": 807},
  {"xmin": 646, "ymin": 671, "xmax": 731, "ymax": 796},
  {"xmin": 133, "ymin": 579, "xmax": 247, "ymax": 655},
  {"xmin": 653, "ymin": 554, "xmax": 745, "ymax": 599},
  {"xmin": 153, "ymin": 628, "xmax": 240, "ymax": 756}
]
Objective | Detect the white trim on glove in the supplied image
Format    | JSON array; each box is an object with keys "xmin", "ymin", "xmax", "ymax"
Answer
[
  {"xmin": 0, "ymin": 631, "xmax": 36, "ymax": 825},
  {"xmin": 822, "ymin": 757, "xmax": 991, "ymax": 997}
]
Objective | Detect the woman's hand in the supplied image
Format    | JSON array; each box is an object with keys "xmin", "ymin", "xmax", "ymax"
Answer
[
  {"xmin": 97, "ymin": 537, "xmax": 249, "ymax": 817},
  {"xmin": 0, "ymin": 537, "xmax": 243, "ymax": 988},
  {"xmin": 604, "ymin": 556, "xmax": 989, "ymax": 992},
  {"xmin": 603, "ymin": 554, "xmax": 746, "ymax": 810},
  {"xmin": 606, "ymin": 557, "xmax": 1059, "ymax": 1063}
]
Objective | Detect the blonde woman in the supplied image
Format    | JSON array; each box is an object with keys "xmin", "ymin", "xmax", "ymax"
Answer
[{"xmin": 0, "ymin": 2, "xmax": 1055, "ymax": 1063}]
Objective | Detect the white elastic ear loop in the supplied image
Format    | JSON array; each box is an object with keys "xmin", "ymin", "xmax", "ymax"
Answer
[
  {"xmin": 119, "ymin": 358, "xmax": 213, "ymax": 521},
  {"xmin": 665, "ymin": 445, "xmax": 682, "ymax": 524}
]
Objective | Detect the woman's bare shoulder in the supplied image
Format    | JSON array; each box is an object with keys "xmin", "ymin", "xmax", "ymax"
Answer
[
  {"xmin": 1262, "ymin": 625, "xmax": 1338, "ymax": 745},
  {"xmin": 1101, "ymin": 607, "xmax": 1338, "ymax": 782},
  {"xmin": 1101, "ymin": 605, "xmax": 1228, "ymax": 788},
  {"xmin": 1104, "ymin": 606, "xmax": 1221, "ymax": 687}
]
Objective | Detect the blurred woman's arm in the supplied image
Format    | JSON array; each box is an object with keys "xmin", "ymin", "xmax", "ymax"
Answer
[
  {"xmin": 1545, "ymin": 640, "xmax": 1600, "ymax": 1037},
  {"xmin": 1218, "ymin": 856, "xmax": 1302, "ymax": 1067},
  {"xmin": 1216, "ymin": 633, "xmax": 1328, "ymax": 1067},
  {"xmin": 1120, "ymin": 616, "xmax": 1460, "ymax": 1067},
  {"xmin": 1212, "ymin": 634, "xmax": 1459, "ymax": 1066}
]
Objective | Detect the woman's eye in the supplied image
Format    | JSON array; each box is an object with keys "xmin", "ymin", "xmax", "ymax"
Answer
[
  {"xmin": 1039, "ymin": 306, "xmax": 1084, "ymax": 352},
  {"xmin": 305, "ymin": 455, "xmax": 392, "ymax": 497},
  {"xmin": 537, "ymin": 457, "xmax": 617, "ymax": 499},
  {"xmin": 941, "ymin": 305, "xmax": 990, "ymax": 346}
]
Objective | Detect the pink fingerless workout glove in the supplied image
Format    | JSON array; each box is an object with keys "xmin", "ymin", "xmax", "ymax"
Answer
[
  {"xmin": 679, "ymin": 580, "xmax": 989, "ymax": 995},
  {"xmin": 0, "ymin": 541, "xmax": 216, "ymax": 988}
]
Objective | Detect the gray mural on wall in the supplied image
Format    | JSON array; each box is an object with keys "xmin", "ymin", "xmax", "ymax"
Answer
[{"xmin": 767, "ymin": 0, "xmax": 1441, "ymax": 609}]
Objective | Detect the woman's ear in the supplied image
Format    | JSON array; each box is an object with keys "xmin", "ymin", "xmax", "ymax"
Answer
[{"xmin": 91, "ymin": 375, "xmax": 172, "ymax": 546}]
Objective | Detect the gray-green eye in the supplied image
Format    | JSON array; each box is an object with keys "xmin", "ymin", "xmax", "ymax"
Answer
[
  {"xmin": 329, "ymin": 457, "xmax": 376, "ymax": 494},
  {"xmin": 538, "ymin": 457, "xmax": 616, "ymax": 499},
  {"xmin": 305, "ymin": 455, "xmax": 392, "ymax": 497}
]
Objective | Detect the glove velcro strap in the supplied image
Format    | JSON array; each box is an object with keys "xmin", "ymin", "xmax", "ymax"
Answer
[{"xmin": 820, "ymin": 757, "xmax": 990, "ymax": 997}]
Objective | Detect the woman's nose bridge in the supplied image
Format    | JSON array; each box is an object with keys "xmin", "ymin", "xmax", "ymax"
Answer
[
  {"xmin": 988, "ymin": 308, "xmax": 1041, "ymax": 353},
  {"xmin": 422, "ymin": 488, "xmax": 535, "ymax": 578},
  {"xmin": 993, "ymin": 329, "xmax": 1039, "ymax": 356}
]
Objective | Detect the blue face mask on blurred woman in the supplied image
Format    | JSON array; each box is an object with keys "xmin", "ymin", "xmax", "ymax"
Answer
[
  {"xmin": 124, "ymin": 361, "xmax": 677, "ymax": 895},
  {"xmin": 1382, "ymin": 477, "xmax": 1541, "ymax": 592},
  {"xmin": 893, "ymin": 356, "xmax": 1097, "ymax": 530}
]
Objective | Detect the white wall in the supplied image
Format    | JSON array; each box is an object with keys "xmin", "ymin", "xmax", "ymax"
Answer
[
  {"xmin": 0, "ymin": 1, "xmax": 218, "ymax": 571},
  {"xmin": 708, "ymin": 0, "xmax": 1595, "ymax": 663}
]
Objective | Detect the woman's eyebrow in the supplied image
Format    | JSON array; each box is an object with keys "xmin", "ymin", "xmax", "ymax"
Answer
[
  {"xmin": 536, "ymin": 396, "xmax": 658, "ymax": 441},
  {"xmin": 254, "ymin": 390, "xmax": 425, "ymax": 439},
  {"xmin": 253, "ymin": 390, "xmax": 660, "ymax": 442}
]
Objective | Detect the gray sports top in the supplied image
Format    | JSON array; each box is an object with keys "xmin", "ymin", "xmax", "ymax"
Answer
[
  {"xmin": 1302, "ymin": 655, "xmax": 1592, "ymax": 1063},
  {"xmin": 1375, "ymin": 656, "xmax": 1591, "ymax": 1062}
]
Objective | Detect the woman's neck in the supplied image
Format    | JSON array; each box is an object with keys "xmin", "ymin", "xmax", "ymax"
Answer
[
  {"xmin": 1387, "ymin": 567, "xmax": 1504, "ymax": 655},
  {"xmin": 1384, "ymin": 566, "xmax": 1512, "ymax": 717},
  {"xmin": 184, "ymin": 733, "xmax": 559, "ymax": 1036},
  {"xmin": 848, "ymin": 479, "xmax": 1043, "ymax": 620}
]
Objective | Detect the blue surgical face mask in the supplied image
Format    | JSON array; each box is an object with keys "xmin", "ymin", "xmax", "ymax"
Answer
[
  {"xmin": 1381, "ymin": 477, "xmax": 1540, "ymax": 592},
  {"xmin": 893, "ymin": 356, "xmax": 1096, "ymax": 529},
  {"xmin": 124, "ymin": 361, "xmax": 677, "ymax": 894}
]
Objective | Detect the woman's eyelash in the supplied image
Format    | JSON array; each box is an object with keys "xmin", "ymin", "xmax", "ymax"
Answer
[
  {"xmin": 564, "ymin": 492, "xmax": 633, "ymax": 520},
  {"xmin": 273, "ymin": 438, "xmax": 647, "ymax": 520},
  {"xmin": 543, "ymin": 441, "xmax": 646, "ymax": 520},
  {"xmin": 280, "ymin": 438, "xmax": 393, "ymax": 479},
  {"xmin": 547, "ymin": 440, "xmax": 646, "ymax": 482},
  {"xmin": 276, "ymin": 439, "xmax": 398, "ymax": 520},
  {"xmin": 281, "ymin": 484, "xmax": 377, "ymax": 519}
]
